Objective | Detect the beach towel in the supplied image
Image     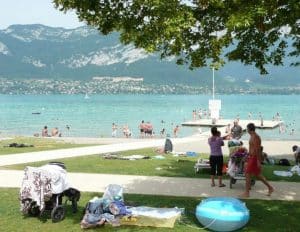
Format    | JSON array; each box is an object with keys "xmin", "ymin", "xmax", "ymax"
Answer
[{"xmin": 273, "ymin": 170, "xmax": 293, "ymax": 177}]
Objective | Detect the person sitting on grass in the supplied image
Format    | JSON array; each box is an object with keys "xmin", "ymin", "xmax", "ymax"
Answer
[{"xmin": 156, "ymin": 135, "xmax": 173, "ymax": 154}]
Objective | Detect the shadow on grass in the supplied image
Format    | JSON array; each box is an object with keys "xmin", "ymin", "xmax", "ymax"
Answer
[
  {"xmin": 2, "ymin": 188, "xmax": 300, "ymax": 232},
  {"xmin": 151, "ymin": 158, "xmax": 211, "ymax": 178}
]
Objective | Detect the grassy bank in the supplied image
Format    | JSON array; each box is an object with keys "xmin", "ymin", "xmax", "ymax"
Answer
[
  {"xmin": 0, "ymin": 137, "xmax": 94, "ymax": 155},
  {"xmin": 0, "ymin": 188, "xmax": 299, "ymax": 232},
  {"xmin": 6, "ymin": 148, "xmax": 300, "ymax": 182}
]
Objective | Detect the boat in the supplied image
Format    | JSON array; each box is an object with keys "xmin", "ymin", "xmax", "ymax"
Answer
[{"xmin": 84, "ymin": 93, "xmax": 90, "ymax": 99}]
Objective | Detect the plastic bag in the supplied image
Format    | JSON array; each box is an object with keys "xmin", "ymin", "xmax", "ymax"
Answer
[{"xmin": 102, "ymin": 184, "xmax": 124, "ymax": 202}]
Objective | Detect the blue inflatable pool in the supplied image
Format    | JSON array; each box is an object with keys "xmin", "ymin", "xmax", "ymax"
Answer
[{"xmin": 196, "ymin": 197, "xmax": 250, "ymax": 232}]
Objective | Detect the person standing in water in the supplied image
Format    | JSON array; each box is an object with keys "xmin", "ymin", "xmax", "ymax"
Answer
[{"xmin": 112, "ymin": 123, "xmax": 118, "ymax": 137}]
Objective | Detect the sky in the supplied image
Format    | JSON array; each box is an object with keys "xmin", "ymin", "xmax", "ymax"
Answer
[{"xmin": 0, "ymin": 0, "xmax": 84, "ymax": 29}]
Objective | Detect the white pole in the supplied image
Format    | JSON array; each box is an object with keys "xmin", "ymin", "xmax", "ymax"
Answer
[{"xmin": 212, "ymin": 67, "xmax": 215, "ymax": 100}]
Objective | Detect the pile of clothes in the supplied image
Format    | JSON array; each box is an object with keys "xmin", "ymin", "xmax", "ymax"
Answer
[{"xmin": 80, "ymin": 184, "xmax": 182, "ymax": 229}]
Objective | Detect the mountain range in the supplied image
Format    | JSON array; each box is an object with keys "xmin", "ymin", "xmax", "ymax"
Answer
[{"xmin": 0, "ymin": 24, "xmax": 299, "ymax": 88}]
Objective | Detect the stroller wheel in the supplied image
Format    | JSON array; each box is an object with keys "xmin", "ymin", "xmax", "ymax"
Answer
[
  {"xmin": 29, "ymin": 203, "xmax": 40, "ymax": 217},
  {"xmin": 23, "ymin": 200, "xmax": 40, "ymax": 216},
  {"xmin": 51, "ymin": 206, "xmax": 65, "ymax": 222}
]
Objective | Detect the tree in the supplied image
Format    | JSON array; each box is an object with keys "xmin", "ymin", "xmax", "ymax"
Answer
[{"xmin": 53, "ymin": 0, "xmax": 300, "ymax": 74}]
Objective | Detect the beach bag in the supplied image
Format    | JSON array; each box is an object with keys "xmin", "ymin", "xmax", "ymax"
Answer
[{"xmin": 278, "ymin": 159, "xmax": 291, "ymax": 166}]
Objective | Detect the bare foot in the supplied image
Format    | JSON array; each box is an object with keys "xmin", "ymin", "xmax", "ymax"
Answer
[
  {"xmin": 238, "ymin": 192, "xmax": 250, "ymax": 198},
  {"xmin": 267, "ymin": 187, "xmax": 274, "ymax": 196}
]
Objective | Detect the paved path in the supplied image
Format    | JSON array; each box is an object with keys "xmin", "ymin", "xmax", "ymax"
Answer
[
  {"xmin": 0, "ymin": 136, "xmax": 297, "ymax": 166},
  {"xmin": 1, "ymin": 136, "xmax": 299, "ymax": 201},
  {"xmin": 0, "ymin": 137, "xmax": 200, "ymax": 166},
  {"xmin": 1, "ymin": 169, "xmax": 299, "ymax": 201}
]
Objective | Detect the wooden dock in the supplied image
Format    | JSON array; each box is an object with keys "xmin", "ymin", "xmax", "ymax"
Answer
[
  {"xmin": 182, "ymin": 119, "xmax": 282, "ymax": 129},
  {"xmin": 182, "ymin": 119, "xmax": 283, "ymax": 137}
]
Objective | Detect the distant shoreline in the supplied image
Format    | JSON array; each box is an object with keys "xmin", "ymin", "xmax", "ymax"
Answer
[{"xmin": 1, "ymin": 78, "xmax": 300, "ymax": 95}]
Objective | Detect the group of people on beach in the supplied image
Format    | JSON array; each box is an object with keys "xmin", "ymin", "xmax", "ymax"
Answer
[{"xmin": 208, "ymin": 122, "xmax": 274, "ymax": 197}]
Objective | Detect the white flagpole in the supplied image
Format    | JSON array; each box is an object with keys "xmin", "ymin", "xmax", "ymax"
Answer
[{"xmin": 212, "ymin": 67, "xmax": 215, "ymax": 100}]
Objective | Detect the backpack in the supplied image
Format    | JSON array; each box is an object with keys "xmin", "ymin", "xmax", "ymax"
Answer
[{"xmin": 278, "ymin": 159, "xmax": 291, "ymax": 166}]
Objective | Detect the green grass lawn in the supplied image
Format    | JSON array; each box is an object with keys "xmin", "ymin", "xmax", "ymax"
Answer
[
  {"xmin": 6, "ymin": 148, "xmax": 204, "ymax": 177},
  {"xmin": 0, "ymin": 188, "xmax": 299, "ymax": 232},
  {"xmin": 0, "ymin": 137, "xmax": 94, "ymax": 155},
  {"xmin": 6, "ymin": 148, "xmax": 300, "ymax": 182}
]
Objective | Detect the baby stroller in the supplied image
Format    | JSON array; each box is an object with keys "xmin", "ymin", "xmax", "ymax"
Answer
[
  {"xmin": 20, "ymin": 162, "xmax": 80, "ymax": 222},
  {"xmin": 227, "ymin": 147, "xmax": 255, "ymax": 189}
]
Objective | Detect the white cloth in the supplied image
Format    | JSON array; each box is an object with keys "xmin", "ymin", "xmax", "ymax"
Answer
[
  {"xmin": 20, "ymin": 164, "xmax": 71, "ymax": 211},
  {"xmin": 290, "ymin": 165, "xmax": 300, "ymax": 175},
  {"xmin": 39, "ymin": 164, "xmax": 70, "ymax": 194},
  {"xmin": 273, "ymin": 170, "xmax": 293, "ymax": 177},
  {"xmin": 128, "ymin": 206, "xmax": 182, "ymax": 219}
]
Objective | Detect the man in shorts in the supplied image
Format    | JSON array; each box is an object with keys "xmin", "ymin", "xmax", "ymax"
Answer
[{"xmin": 239, "ymin": 123, "xmax": 274, "ymax": 198}]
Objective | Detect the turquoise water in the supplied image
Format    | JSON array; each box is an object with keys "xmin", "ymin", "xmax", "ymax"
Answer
[{"xmin": 0, "ymin": 94, "xmax": 299, "ymax": 140}]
